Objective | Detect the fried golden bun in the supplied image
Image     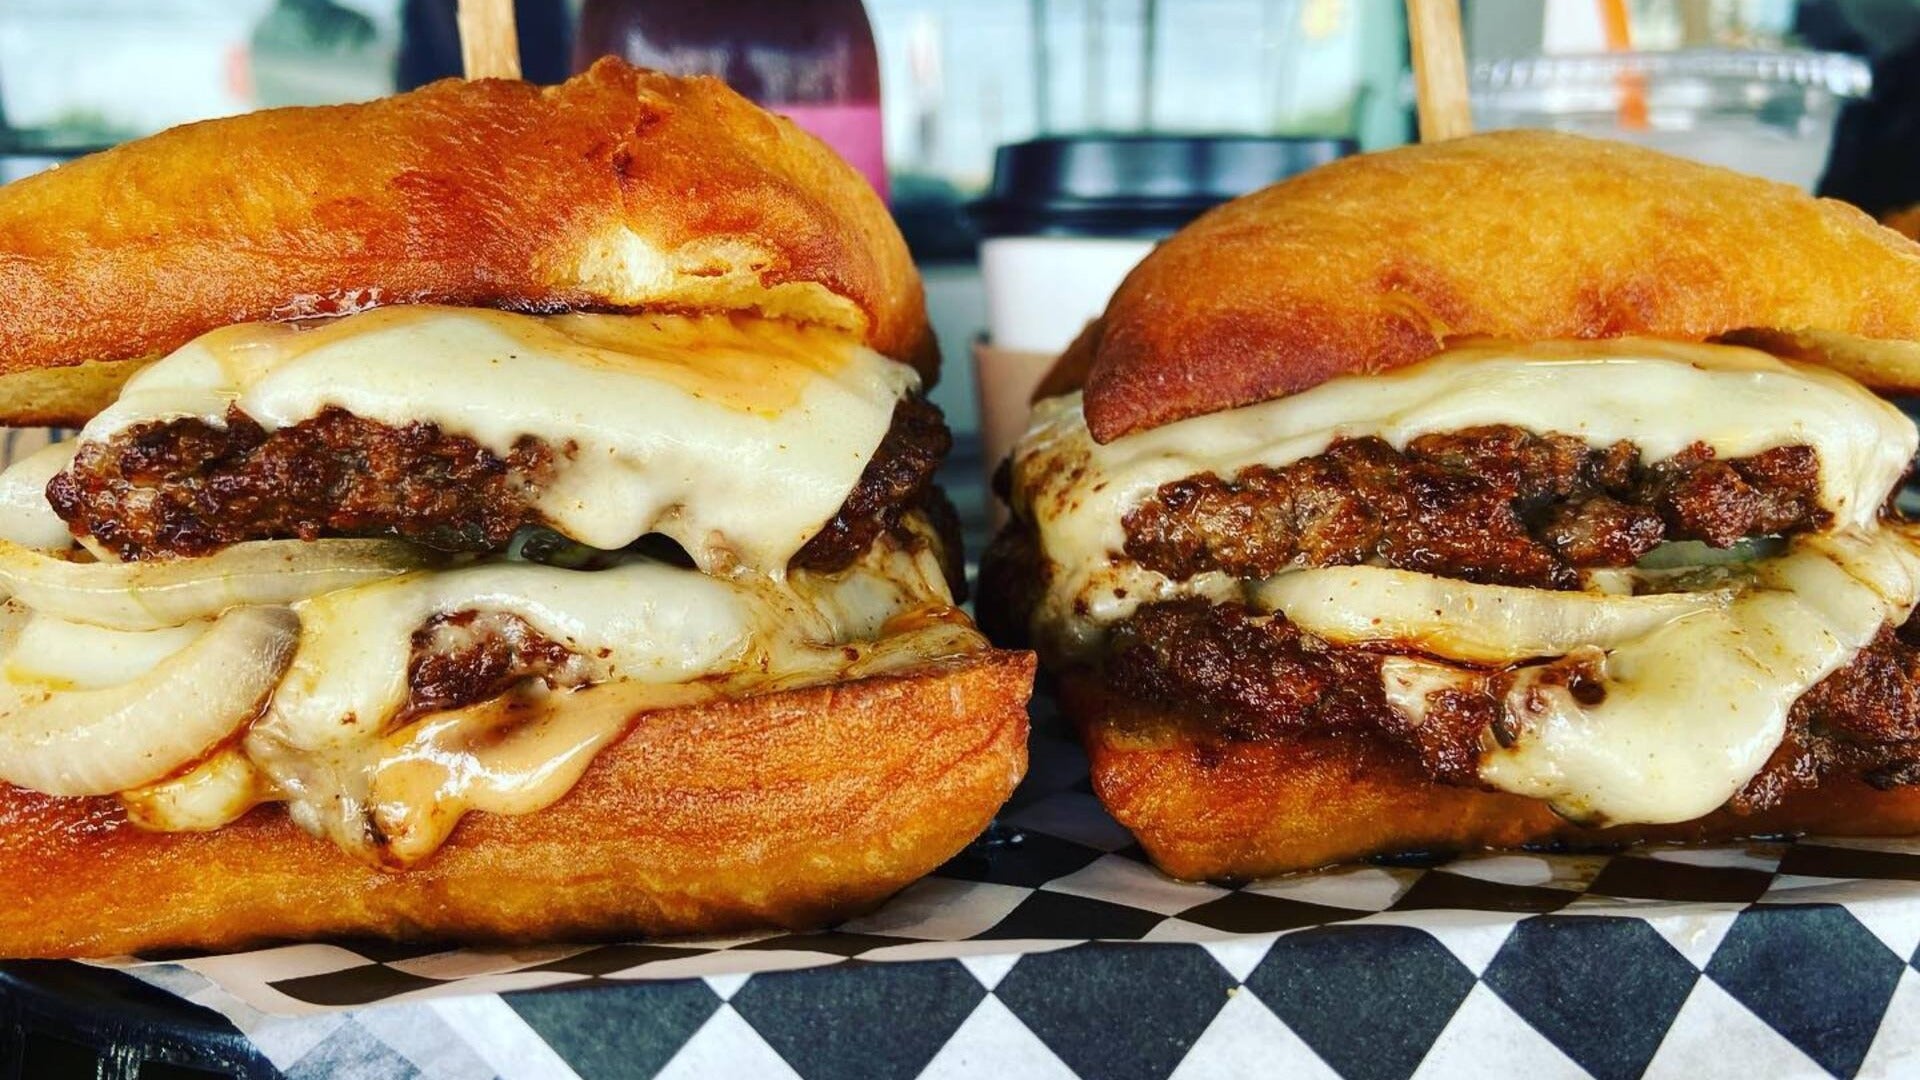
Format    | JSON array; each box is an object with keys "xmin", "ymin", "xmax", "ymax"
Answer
[
  {"xmin": 0, "ymin": 58, "xmax": 933, "ymax": 428},
  {"xmin": 0, "ymin": 649, "xmax": 1033, "ymax": 958},
  {"xmin": 1073, "ymin": 130, "xmax": 1920, "ymax": 443},
  {"xmin": 1062, "ymin": 673, "xmax": 1920, "ymax": 881}
]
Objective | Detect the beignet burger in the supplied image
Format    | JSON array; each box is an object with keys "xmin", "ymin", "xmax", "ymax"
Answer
[
  {"xmin": 0, "ymin": 59, "xmax": 1032, "ymax": 958},
  {"xmin": 983, "ymin": 130, "xmax": 1920, "ymax": 881}
]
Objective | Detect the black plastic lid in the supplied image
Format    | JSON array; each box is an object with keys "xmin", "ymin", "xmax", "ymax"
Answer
[{"xmin": 969, "ymin": 134, "xmax": 1356, "ymax": 239}]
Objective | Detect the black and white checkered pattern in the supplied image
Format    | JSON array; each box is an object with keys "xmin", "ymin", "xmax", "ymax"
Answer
[{"xmin": 99, "ymin": 731, "xmax": 1920, "ymax": 1078}]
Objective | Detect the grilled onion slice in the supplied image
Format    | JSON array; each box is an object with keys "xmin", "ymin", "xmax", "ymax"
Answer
[
  {"xmin": 0, "ymin": 441, "xmax": 79, "ymax": 551},
  {"xmin": 0, "ymin": 606, "xmax": 298, "ymax": 796},
  {"xmin": 0, "ymin": 538, "xmax": 432, "ymax": 630},
  {"xmin": 1254, "ymin": 566, "xmax": 1733, "ymax": 664}
]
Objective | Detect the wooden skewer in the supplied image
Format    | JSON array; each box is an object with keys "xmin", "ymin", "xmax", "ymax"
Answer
[
  {"xmin": 1406, "ymin": 0, "xmax": 1472, "ymax": 143},
  {"xmin": 457, "ymin": 0, "xmax": 521, "ymax": 81}
]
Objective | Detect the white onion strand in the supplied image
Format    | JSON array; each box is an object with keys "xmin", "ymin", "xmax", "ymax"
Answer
[
  {"xmin": 0, "ymin": 606, "xmax": 298, "ymax": 796},
  {"xmin": 0, "ymin": 538, "xmax": 429, "ymax": 630},
  {"xmin": 1255, "ymin": 566, "xmax": 1732, "ymax": 664}
]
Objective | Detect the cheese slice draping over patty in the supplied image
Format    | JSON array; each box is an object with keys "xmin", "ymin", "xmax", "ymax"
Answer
[{"xmin": 76, "ymin": 305, "xmax": 921, "ymax": 576}]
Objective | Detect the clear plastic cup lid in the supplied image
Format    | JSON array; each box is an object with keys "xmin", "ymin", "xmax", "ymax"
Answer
[{"xmin": 1471, "ymin": 49, "xmax": 1871, "ymax": 99}]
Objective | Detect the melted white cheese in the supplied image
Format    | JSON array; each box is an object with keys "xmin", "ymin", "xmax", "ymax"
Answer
[
  {"xmin": 77, "ymin": 306, "xmax": 919, "ymax": 575},
  {"xmin": 256, "ymin": 561, "xmax": 766, "ymax": 755},
  {"xmin": 237, "ymin": 533, "xmax": 963, "ymax": 863},
  {"xmin": 1012, "ymin": 338, "xmax": 1919, "ymax": 652},
  {"xmin": 1434, "ymin": 528, "xmax": 1920, "ymax": 825},
  {"xmin": 353, "ymin": 680, "xmax": 722, "ymax": 865},
  {"xmin": 364, "ymin": 610, "xmax": 988, "ymax": 866}
]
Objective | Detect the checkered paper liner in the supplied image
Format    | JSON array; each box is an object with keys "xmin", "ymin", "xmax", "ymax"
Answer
[{"xmin": 96, "ymin": 731, "xmax": 1920, "ymax": 1079}]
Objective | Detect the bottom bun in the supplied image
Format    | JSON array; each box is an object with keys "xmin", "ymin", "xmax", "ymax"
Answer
[
  {"xmin": 1, "ymin": 650, "xmax": 1034, "ymax": 958},
  {"xmin": 1062, "ymin": 673, "xmax": 1920, "ymax": 882}
]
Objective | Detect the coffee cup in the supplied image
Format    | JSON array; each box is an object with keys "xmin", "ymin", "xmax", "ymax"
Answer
[{"xmin": 969, "ymin": 134, "xmax": 1354, "ymax": 517}]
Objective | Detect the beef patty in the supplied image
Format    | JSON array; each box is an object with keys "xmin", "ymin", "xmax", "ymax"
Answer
[
  {"xmin": 1103, "ymin": 598, "xmax": 1920, "ymax": 816},
  {"xmin": 403, "ymin": 610, "xmax": 592, "ymax": 722},
  {"xmin": 1122, "ymin": 428, "xmax": 1831, "ymax": 589},
  {"xmin": 48, "ymin": 398, "xmax": 950, "ymax": 574},
  {"xmin": 791, "ymin": 394, "xmax": 952, "ymax": 572},
  {"xmin": 48, "ymin": 407, "xmax": 557, "ymax": 559}
]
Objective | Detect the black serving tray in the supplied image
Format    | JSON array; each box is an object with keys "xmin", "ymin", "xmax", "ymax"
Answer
[{"xmin": 0, "ymin": 962, "xmax": 278, "ymax": 1079}]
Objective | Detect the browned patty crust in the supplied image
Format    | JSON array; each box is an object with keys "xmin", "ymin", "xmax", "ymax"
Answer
[
  {"xmin": 1122, "ymin": 428, "xmax": 1829, "ymax": 589},
  {"xmin": 48, "ymin": 406, "xmax": 554, "ymax": 558},
  {"xmin": 1104, "ymin": 598, "xmax": 1920, "ymax": 818},
  {"xmin": 48, "ymin": 398, "xmax": 950, "ymax": 573},
  {"xmin": 404, "ymin": 610, "xmax": 591, "ymax": 723},
  {"xmin": 791, "ymin": 394, "xmax": 951, "ymax": 572}
]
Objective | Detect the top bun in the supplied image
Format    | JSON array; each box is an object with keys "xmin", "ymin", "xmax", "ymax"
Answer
[
  {"xmin": 1076, "ymin": 130, "xmax": 1920, "ymax": 443},
  {"xmin": 0, "ymin": 59, "xmax": 932, "ymax": 427}
]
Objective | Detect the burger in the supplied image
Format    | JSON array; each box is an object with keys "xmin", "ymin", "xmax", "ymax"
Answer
[
  {"xmin": 0, "ymin": 60, "xmax": 1033, "ymax": 957},
  {"xmin": 983, "ymin": 130, "xmax": 1920, "ymax": 881}
]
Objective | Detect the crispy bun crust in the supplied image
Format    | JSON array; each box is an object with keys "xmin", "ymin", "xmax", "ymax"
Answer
[
  {"xmin": 0, "ymin": 58, "xmax": 933, "ymax": 428},
  {"xmin": 0, "ymin": 650, "xmax": 1033, "ymax": 959},
  {"xmin": 1062, "ymin": 673, "xmax": 1920, "ymax": 881},
  {"xmin": 1079, "ymin": 130, "xmax": 1920, "ymax": 442}
]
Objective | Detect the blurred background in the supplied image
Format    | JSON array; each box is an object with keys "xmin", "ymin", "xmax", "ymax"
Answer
[{"xmin": 2, "ymin": 0, "xmax": 1916, "ymax": 438}]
